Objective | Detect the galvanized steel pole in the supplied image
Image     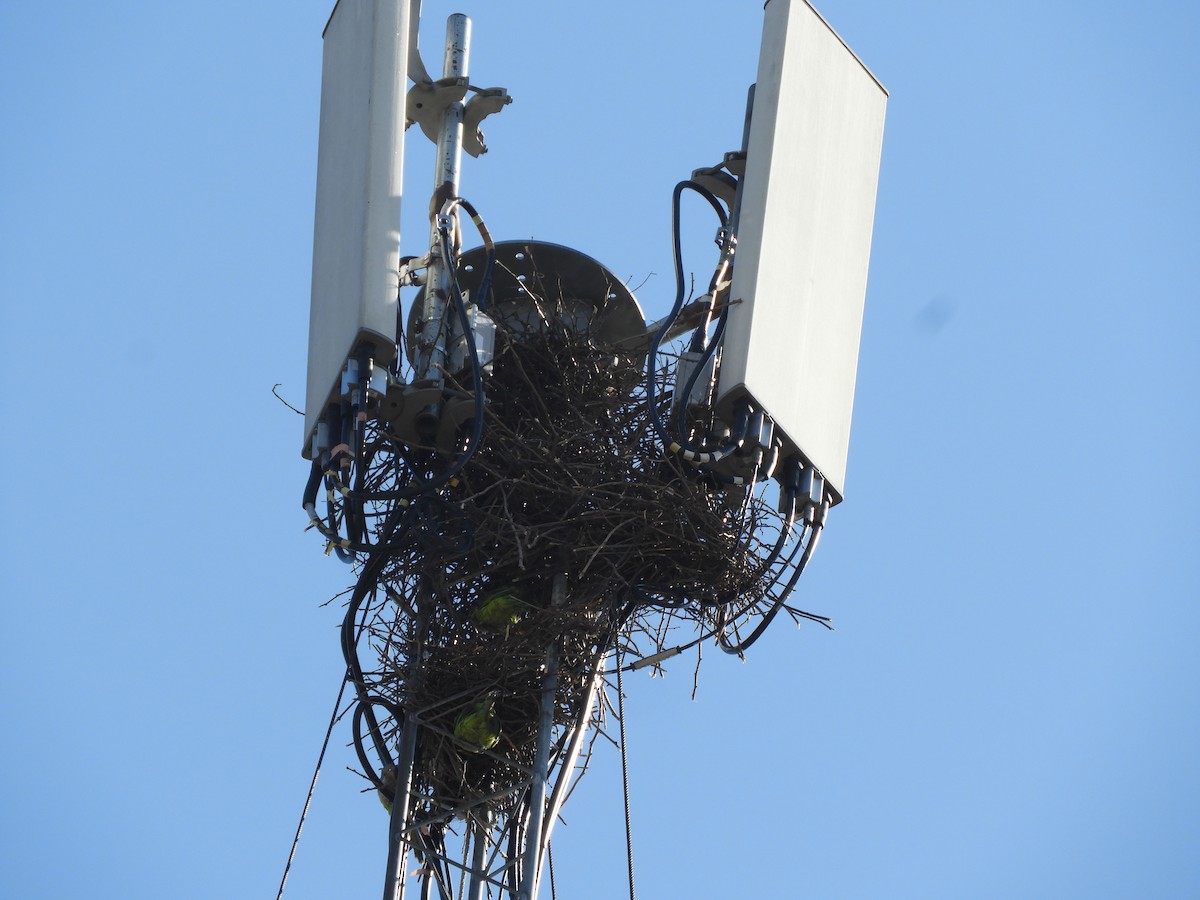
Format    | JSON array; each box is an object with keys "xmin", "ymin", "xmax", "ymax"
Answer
[
  {"xmin": 415, "ymin": 14, "xmax": 471, "ymax": 387},
  {"xmin": 382, "ymin": 592, "xmax": 432, "ymax": 900},
  {"xmin": 465, "ymin": 814, "xmax": 490, "ymax": 900},
  {"xmin": 542, "ymin": 650, "xmax": 604, "ymax": 841},
  {"xmin": 381, "ymin": 725, "xmax": 419, "ymax": 900},
  {"xmin": 517, "ymin": 574, "xmax": 567, "ymax": 900}
]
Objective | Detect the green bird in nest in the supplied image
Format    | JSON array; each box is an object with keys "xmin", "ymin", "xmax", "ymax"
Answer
[
  {"xmin": 376, "ymin": 765, "xmax": 397, "ymax": 815},
  {"xmin": 473, "ymin": 589, "xmax": 527, "ymax": 630},
  {"xmin": 454, "ymin": 696, "xmax": 501, "ymax": 752}
]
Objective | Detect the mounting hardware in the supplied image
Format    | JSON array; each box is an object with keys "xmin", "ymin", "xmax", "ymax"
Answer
[{"xmin": 462, "ymin": 87, "xmax": 512, "ymax": 157}]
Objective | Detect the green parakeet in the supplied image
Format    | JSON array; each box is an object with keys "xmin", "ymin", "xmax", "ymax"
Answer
[
  {"xmin": 377, "ymin": 765, "xmax": 397, "ymax": 815},
  {"xmin": 474, "ymin": 590, "xmax": 525, "ymax": 630},
  {"xmin": 454, "ymin": 697, "xmax": 501, "ymax": 751}
]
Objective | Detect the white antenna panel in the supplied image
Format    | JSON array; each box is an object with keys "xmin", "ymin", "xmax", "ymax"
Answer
[
  {"xmin": 716, "ymin": 0, "xmax": 887, "ymax": 502},
  {"xmin": 304, "ymin": 0, "xmax": 411, "ymax": 456}
]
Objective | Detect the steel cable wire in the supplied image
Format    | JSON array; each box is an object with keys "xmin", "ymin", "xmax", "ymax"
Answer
[
  {"xmin": 274, "ymin": 670, "xmax": 351, "ymax": 900},
  {"xmin": 616, "ymin": 647, "xmax": 636, "ymax": 900}
]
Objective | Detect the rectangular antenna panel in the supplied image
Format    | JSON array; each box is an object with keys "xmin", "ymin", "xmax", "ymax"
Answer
[
  {"xmin": 716, "ymin": 0, "xmax": 886, "ymax": 502},
  {"xmin": 304, "ymin": 0, "xmax": 410, "ymax": 457}
]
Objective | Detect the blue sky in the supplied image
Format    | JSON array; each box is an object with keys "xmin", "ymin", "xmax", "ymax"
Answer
[{"xmin": 1, "ymin": 1, "xmax": 1197, "ymax": 898}]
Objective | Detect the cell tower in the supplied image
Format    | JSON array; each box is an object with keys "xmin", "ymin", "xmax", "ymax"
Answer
[{"xmin": 289, "ymin": 1, "xmax": 885, "ymax": 897}]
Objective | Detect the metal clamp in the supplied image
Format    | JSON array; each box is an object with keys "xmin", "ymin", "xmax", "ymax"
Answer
[
  {"xmin": 463, "ymin": 87, "xmax": 512, "ymax": 157},
  {"xmin": 406, "ymin": 76, "xmax": 469, "ymax": 144}
]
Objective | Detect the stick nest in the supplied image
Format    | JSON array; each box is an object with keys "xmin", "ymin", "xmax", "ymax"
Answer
[{"xmin": 342, "ymin": 285, "xmax": 793, "ymax": 816}]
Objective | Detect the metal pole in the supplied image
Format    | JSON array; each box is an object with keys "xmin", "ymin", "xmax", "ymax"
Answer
[
  {"xmin": 382, "ymin": 719, "xmax": 420, "ymax": 900},
  {"xmin": 383, "ymin": 592, "xmax": 433, "ymax": 900},
  {"xmin": 517, "ymin": 574, "xmax": 567, "ymax": 900},
  {"xmin": 416, "ymin": 14, "xmax": 471, "ymax": 386},
  {"xmin": 542, "ymin": 650, "xmax": 604, "ymax": 839},
  {"xmin": 465, "ymin": 814, "xmax": 491, "ymax": 900}
]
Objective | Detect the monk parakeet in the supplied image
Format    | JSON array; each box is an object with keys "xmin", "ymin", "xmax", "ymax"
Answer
[
  {"xmin": 454, "ymin": 696, "xmax": 501, "ymax": 751},
  {"xmin": 377, "ymin": 765, "xmax": 397, "ymax": 815},
  {"xmin": 474, "ymin": 590, "xmax": 526, "ymax": 630}
]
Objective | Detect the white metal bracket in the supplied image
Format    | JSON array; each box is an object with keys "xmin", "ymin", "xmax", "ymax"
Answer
[
  {"xmin": 462, "ymin": 87, "xmax": 512, "ymax": 157},
  {"xmin": 406, "ymin": 75, "xmax": 469, "ymax": 143}
]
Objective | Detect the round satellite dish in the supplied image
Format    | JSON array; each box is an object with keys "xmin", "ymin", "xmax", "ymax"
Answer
[{"xmin": 407, "ymin": 240, "xmax": 645, "ymax": 364}]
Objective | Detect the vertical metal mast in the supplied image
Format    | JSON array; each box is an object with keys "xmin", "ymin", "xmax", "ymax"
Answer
[
  {"xmin": 517, "ymin": 574, "xmax": 567, "ymax": 899},
  {"xmin": 384, "ymin": 24, "xmax": 470, "ymax": 894},
  {"xmin": 382, "ymin": 12, "xmax": 471, "ymax": 890},
  {"xmin": 382, "ymin": 594, "xmax": 430, "ymax": 900},
  {"xmin": 414, "ymin": 13, "xmax": 471, "ymax": 388}
]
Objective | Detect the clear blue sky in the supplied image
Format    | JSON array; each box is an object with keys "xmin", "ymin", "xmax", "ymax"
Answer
[{"xmin": 2, "ymin": 2, "xmax": 1197, "ymax": 898}]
